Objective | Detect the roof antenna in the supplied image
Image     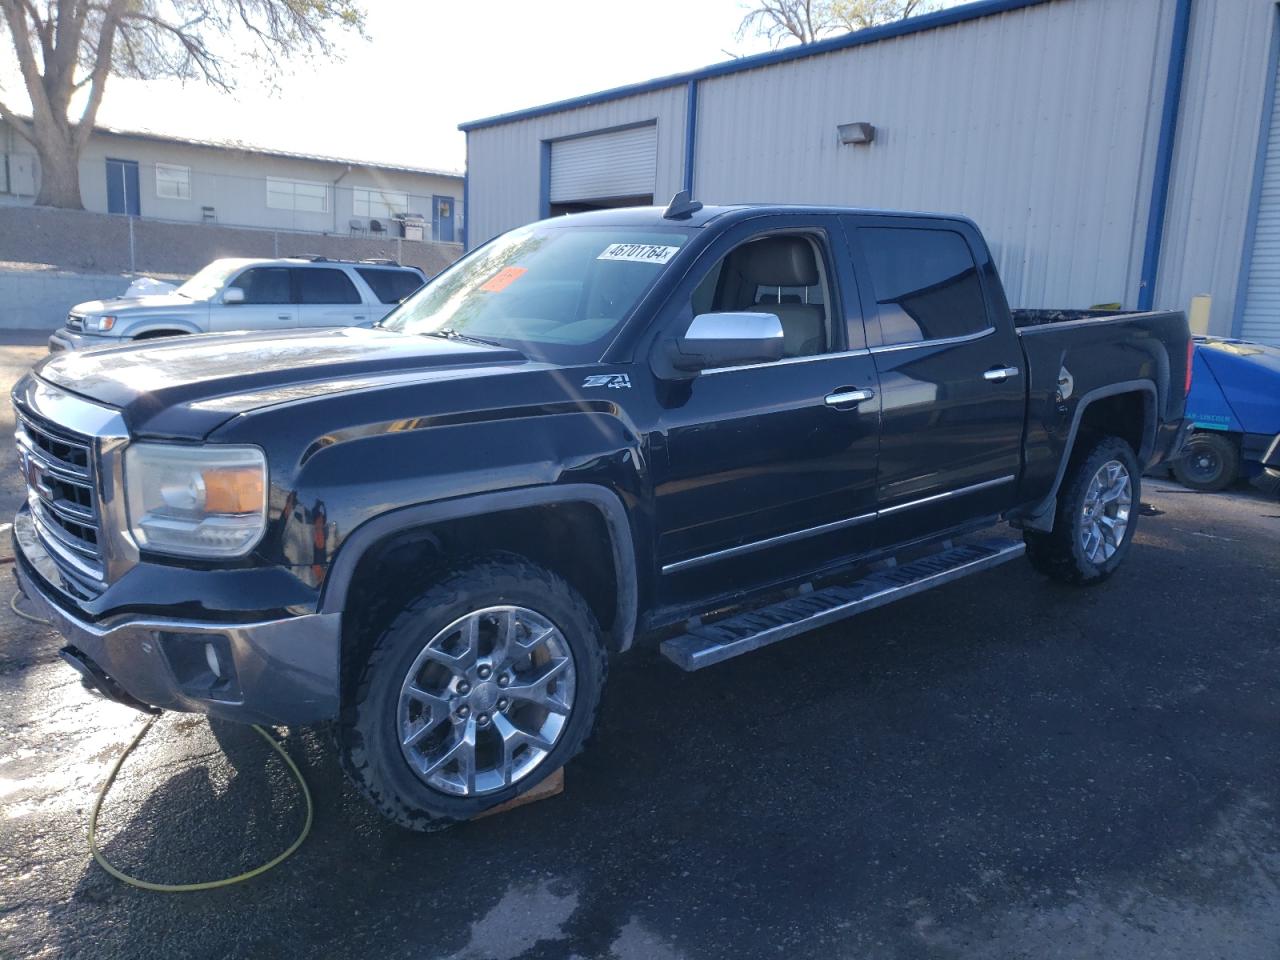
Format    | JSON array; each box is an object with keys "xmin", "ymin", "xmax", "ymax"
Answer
[{"xmin": 663, "ymin": 191, "xmax": 703, "ymax": 220}]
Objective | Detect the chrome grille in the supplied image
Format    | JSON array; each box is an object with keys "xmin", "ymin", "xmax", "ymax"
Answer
[
  {"xmin": 15, "ymin": 409, "xmax": 104, "ymax": 584},
  {"xmin": 66, "ymin": 313, "xmax": 84, "ymax": 331}
]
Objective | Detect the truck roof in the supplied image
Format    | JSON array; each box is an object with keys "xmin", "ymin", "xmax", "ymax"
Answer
[{"xmin": 536, "ymin": 203, "xmax": 978, "ymax": 231}]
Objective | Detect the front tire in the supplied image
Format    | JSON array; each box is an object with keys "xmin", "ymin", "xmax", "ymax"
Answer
[
  {"xmin": 336, "ymin": 554, "xmax": 607, "ymax": 831},
  {"xmin": 1171, "ymin": 431, "xmax": 1239, "ymax": 492},
  {"xmin": 1024, "ymin": 436, "xmax": 1141, "ymax": 585}
]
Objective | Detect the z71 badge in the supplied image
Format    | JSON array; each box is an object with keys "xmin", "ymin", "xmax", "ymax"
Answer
[{"xmin": 582, "ymin": 374, "xmax": 632, "ymax": 389}]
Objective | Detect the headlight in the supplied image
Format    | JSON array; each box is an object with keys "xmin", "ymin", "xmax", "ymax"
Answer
[
  {"xmin": 85, "ymin": 315, "xmax": 117, "ymax": 332},
  {"xmin": 124, "ymin": 443, "xmax": 267, "ymax": 558}
]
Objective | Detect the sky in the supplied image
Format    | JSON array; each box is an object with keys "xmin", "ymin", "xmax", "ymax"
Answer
[{"xmin": 1, "ymin": 0, "xmax": 789, "ymax": 173}]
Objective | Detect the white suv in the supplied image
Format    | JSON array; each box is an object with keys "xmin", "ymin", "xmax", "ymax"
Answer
[{"xmin": 49, "ymin": 256, "xmax": 428, "ymax": 352}]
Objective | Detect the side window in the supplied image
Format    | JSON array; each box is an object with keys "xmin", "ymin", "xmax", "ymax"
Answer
[
  {"xmin": 860, "ymin": 227, "xmax": 988, "ymax": 345},
  {"xmin": 690, "ymin": 233, "xmax": 832, "ymax": 359},
  {"xmin": 356, "ymin": 268, "xmax": 425, "ymax": 304},
  {"xmin": 234, "ymin": 267, "xmax": 291, "ymax": 305},
  {"xmin": 296, "ymin": 268, "xmax": 362, "ymax": 305}
]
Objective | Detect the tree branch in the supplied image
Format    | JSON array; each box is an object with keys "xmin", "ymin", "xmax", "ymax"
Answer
[{"xmin": 73, "ymin": 0, "xmax": 123, "ymax": 148}]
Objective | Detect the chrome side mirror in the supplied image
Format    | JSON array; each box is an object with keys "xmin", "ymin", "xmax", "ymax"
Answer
[
  {"xmin": 669, "ymin": 312, "xmax": 785, "ymax": 372},
  {"xmin": 223, "ymin": 287, "xmax": 245, "ymax": 305}
]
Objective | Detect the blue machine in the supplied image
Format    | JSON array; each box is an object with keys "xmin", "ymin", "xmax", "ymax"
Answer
[{"xmin": 1176, "ymin": 337, "xmax": 1280, "ymax": 491}]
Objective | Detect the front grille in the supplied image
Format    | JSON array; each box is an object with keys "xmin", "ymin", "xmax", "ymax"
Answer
[
  {"xmin": 15, "ymin": 409, "xmax": 104, "ymax": 585},
  {"xmin": 66, "ymin": 313, "xmax": 84, "ymax": 331}
]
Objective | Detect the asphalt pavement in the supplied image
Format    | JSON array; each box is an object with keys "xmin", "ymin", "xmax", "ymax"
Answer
[{"xmin": 1, "ymin": 339, "xmax": 1278, "ymax": 960}]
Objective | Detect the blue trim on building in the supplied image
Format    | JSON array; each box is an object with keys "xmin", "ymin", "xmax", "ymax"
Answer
[
  {"xmin": 683, "ymin": 80, "xmax": 699, "ymax": 195},
  {"xmin": 1137, "ymin": 0, "xmax": 1194, "ymax": 312},
  {"xmin": 458, "ymin": 0, "xmax": 1056, "ymax": 132},
  {"xmin": 1231, "ymin": 6, "xmax": 1280, "ymax": 337},
  {"xmin": 539, "ymin": 140, "xmax": 552, "ymax": 219},
  {"xmin": 461, "ymin": 135, "xmax": 470, "ymax": 249}
]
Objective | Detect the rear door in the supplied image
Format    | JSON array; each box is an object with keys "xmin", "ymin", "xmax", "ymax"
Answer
[
  {"xmin": 355, "ymin": 267, "xmax": 426, "ymax": 319},
  {"xmin": 214, "ymin": 266, "xmax": 297, "ymax": 331},
  {"xmin": 294, "ymin": 267, "xmax": 370, "ymax": 328},
  {"xmin": 843, "ymin": 217, "xmax": 1024, "ymax": 544},
  {"xmin": 651, "ymin": 216, "xmax": 882, "ymax": 606}
]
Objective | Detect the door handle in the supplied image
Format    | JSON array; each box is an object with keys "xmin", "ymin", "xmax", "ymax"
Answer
[
  {"xmin": 825, "ymin": 387, "xmax": 876, "ymax": 406},
  {"xmin": 983, "ymin": 366, "xmax": 1020, "ymax": 383},
  {"xmin": 277, "ymin": 314, "xmax": 291, "ymax": 321}
]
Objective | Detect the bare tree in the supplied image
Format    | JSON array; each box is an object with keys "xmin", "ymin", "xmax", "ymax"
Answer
[
  {"xmin": 0, "ymin": 0, "xmax": 364, "ymax": 209},
  {"xmin": 737, "ymin": 0, "xmax": 836, "ymax": 47},
  {"xmin": 831, "ymin": 0, "xmax": 934, "ymax": 30},
  {"xmin": 738, "ymin": 0, "xmax": 939, "ymax": 47}
]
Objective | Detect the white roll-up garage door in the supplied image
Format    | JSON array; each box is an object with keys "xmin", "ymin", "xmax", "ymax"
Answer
[
  {"xmin": 549, "ymin": 125, "xmax": 657, "ymax": 204},
  {"xmin": 1240, "ymin": 56, "xmax": 1280, "ymax": 345}
]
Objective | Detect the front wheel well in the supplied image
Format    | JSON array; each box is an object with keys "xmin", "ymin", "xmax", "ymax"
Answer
[
  {"xmin": 337, "ymin": 502, "xmax": 624, "ymax": 699},
  {"xmin": 131, "ymin": 328, "xmax": 190, "ymax": 340}
]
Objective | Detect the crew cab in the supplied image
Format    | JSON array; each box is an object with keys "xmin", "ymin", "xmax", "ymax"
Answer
[
  {"xmin": 48, "ymin": 256, "xmax": 427, "ymax": 352},
  {"xmin": 12, "ymin": 197, "xmax": 1190, "ymax": 830}
]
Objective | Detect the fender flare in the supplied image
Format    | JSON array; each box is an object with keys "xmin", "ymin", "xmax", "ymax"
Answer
[
  {"xmin": 122, "ymin": 321, "xmax": 203, "ymax": 339},
  {"xmin": 319, "ymin": 483, "xmax": 640, "ymax": 651},
  {"xmin": 1017, "ymin": 379, "xmax": 1159, "ymax": 532}
]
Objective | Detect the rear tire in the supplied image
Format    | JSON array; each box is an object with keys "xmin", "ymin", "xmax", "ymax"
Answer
[
  {"xmin": 335, "ymin": 554, "xmax": 607, "ymax": 831},
  {"xmin": 1024, "ymin": 436, "xmax": 1141, "ymax": 585},
  {"xmin": 1171, "ymin": 432, "xmax": 1239, "ymax": 492}
]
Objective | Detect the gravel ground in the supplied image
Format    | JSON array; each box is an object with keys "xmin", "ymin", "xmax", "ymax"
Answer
[{"xmin": 1, "ymin": 340, "xmax": 1278, "ymax": 960}]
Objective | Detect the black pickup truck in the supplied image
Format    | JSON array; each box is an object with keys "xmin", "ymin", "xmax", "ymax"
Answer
[{"xmin": 12, "ymin": 196, "xmax": 1191, "ymax": 829}]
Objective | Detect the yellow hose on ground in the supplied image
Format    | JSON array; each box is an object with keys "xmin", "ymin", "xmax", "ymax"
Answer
[
  {"xmin": 89, "ymin": 717, "xmax": 314, "ymax": 892},
  {"xmin": 10, "ymin": 591, "xmax": 314, "ymax": 891}
]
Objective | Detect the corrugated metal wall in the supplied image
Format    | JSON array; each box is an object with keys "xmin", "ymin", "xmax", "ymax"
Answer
[
  {"xmin": 1157, "ymin": 0, "xmax": 1277, "ymax": 335},
  {"xmin": 465, "ymin": 86, "xmax": 687, "ymax": 248},
  {"xmin": 464, "ymin": 0, "xmax": 1277, "ymax": 334},
  {"xmin": 694, "ymin": 0, "xmax": 1173, "ymax": 312}
]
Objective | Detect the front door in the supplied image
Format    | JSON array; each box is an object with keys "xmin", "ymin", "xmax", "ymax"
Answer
[
  {"xmin": 215, "ymin": 266, "xmax": 297, "ymax": 331},
  {"xmin": 844, "ymin": 217, "xmax": 1025, "ymax": 545},
  {"xmin": 652, "ymin": 218, "xmax": 882, "ymax": 606},
  {"xmin": 105, "ymin": 158, "xmax": 139, "ymax": 216},
  {"xmin": 433, "ymin": 196, "xmax": 455, "ymax": 243}
]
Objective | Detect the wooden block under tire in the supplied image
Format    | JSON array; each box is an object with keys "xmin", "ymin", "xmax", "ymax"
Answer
[{"xmin": 473, "ymin": 768, "xmax": 564, "ymax": 819}]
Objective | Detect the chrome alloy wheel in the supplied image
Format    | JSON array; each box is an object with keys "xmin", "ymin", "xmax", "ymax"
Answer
[
  {"xmin": 1080, "ymin": 459, "xmax": 1132, "ymax": 563},
  {"xmin": 397, "ymin": 606, "xmax": 577, "ymax": 797}
]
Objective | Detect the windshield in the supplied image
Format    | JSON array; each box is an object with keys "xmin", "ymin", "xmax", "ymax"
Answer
[
  {"xmin": 176, "ymin": 260, "xmax": 244, "ymax": 300},
  {"xmin": 380, "ymin": 224, "xmax": 692, "ymax": 361}
]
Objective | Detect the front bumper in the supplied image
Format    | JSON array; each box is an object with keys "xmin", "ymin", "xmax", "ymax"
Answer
[
  {"xmin": 48, "ymin": 329, "xmax": 116, "ymax": 353},
  {"xmin": 13, "ymin": 510, "xmax": 342, "ymax": 725}
]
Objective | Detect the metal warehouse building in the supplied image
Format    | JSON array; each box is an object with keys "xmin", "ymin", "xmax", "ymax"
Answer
[{"xmin": 461, "ymin": 0, "xmax": 1280, "ymax": 344}]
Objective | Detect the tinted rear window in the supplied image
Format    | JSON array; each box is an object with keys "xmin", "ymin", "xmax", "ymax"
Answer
[
  {"xmin": 861, "ymin": 227, "xmax": 988, "ymax": 344},
  {"xmin": 296, "ymin": 268, "xmax": 361, "ymax": 304},
  {"xmin": 357, "ymin": 267, "xmax": 424, "ymax": 304}
]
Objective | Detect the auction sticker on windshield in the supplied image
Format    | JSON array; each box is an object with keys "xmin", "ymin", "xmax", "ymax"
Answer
[
  {"xmin": 597, "ymin": 243, "xmax": 681, "ymax": 264},
  {"xmin": 480, "ymin": 266, "xmax": 528, "ymax": 293}
]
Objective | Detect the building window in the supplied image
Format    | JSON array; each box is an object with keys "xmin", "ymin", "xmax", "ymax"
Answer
[
  {"xmin": 353, "ymin": 187, "xmax": 408, "ymax": 220},
  {"xmin": 266, "ymin": 177, "xmax": 329, "ymax": 213},
  {"xmin": 154, "ymin": 162, "xmax": 190, "ymax": 199}
]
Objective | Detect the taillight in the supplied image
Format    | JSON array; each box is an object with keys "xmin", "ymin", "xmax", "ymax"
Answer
[{"xmin": 1185, "ymin": 339, "xmax": 1194, "ymax": 396}]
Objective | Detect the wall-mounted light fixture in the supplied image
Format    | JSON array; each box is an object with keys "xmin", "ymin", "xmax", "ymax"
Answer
[{"xmin": 837, "ymin": 122, "xmax": 876, "ymax": 146}]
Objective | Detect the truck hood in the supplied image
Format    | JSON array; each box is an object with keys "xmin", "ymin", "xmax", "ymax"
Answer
[
  {"xmin": 34, "ymin": 327, "xmax": 529, "ymax": 439},
  {"xmin": 73, "ymin": 293, "xmax": 196, "ymax": 315}
]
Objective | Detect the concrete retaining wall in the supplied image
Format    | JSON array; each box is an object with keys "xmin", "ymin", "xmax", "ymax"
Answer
[
  {"xmin": 0, "ymin": 205, "xmax": 462, "ymax": 277},
  {"xmin": 0, "ymin": 266, "xmax": 145, "ymax": 330},
  {"xmin": 0, "ymin": 204, "xmax": 465, "ymax": 330}
]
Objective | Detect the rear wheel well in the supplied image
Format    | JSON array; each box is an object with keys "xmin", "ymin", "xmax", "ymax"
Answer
[
  {"xmin": 1072, "ymin": 391, "xmax": 1151, "ymax": 466},
  {"xmin": 339, "ymin": 503, "xmax": 621, "ymax": 699}
]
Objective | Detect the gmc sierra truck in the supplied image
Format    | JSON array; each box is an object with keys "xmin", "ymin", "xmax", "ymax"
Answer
[{"xmin": 12, "ymin": 196, "xmax": 1191, "ymax": 830}]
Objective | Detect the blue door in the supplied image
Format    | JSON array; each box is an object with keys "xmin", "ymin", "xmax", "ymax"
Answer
[
  {"xmin": 106, "ymin": 158, "xmax": 140, "ymax": 216},
  {"xmin": 432, "ymin": 195, "xmax": 455, "ymax": 242}
]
